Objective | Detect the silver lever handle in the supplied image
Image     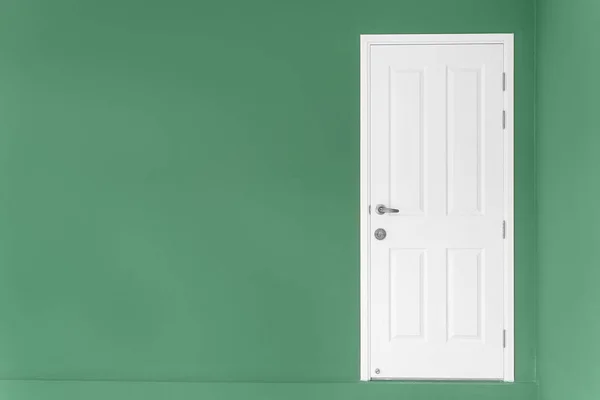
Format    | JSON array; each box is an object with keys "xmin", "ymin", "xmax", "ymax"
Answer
[{"xmin": 376, "ymin": 204, "xmax": 399, "ymax": 215}]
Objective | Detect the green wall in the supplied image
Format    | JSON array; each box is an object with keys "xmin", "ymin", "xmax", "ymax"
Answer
[
  {"xmin": 0, "ymin": 0, "xmax": 536, "ymax": 398},
  {"xmin": 537, "ymin": 1, "xmax": 600, "ymax": 399}
]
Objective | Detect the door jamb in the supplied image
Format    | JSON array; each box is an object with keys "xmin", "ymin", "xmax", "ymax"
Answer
[{"xmin": 359, "ymin": 33, "xmax": 515, "ymax": 382}]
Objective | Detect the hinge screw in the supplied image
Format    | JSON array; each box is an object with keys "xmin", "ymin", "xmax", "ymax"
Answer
[{"xmin": 374, "ymin": 368, "xmax": 380, "ymax": 374}]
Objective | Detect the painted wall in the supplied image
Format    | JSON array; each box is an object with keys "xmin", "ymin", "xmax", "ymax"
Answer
[
  {"xmin": 537, "ymin": 1, "xmax": 600, "ymax": 399},
  {"xmin": 0, "ymin": 0, "xmax": 536, "ymax": 398}
]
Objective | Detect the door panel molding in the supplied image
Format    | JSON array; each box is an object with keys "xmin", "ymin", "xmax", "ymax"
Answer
[{"xmin": 360, "ymin": 33, "xmax": 514, "ymax": 382}]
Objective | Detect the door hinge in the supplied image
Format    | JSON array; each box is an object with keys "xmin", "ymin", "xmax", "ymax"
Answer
[
  {"xmin": 502, "ymin": 110, "xmax": 506, "ymax": 129},
  {"xmin": 502, "ymin": 73, "xmax": 506, "ymax": 91},
  {"xmin": 503, "ymin": 330, "xmax": 507, "ymax": 348},
  {"xmin": 502, "ymin": 220, "xmax": 506, "ymax": 239},
  {"xmin": 368, "ymin": 205, "xmax": 371, "ymax": 215}
]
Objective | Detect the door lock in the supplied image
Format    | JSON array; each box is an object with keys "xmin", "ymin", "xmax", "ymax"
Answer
[{"xmin": 374, "ymin": 228, "xmax": 387, "ymax": 240}]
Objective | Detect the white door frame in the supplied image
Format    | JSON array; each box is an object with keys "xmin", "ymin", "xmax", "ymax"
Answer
[{"xmin": 360, "ymin": 34, "xmax": 514, "ymax": 382}]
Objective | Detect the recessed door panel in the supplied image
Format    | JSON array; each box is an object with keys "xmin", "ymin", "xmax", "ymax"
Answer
[
  {"xmin": 389, "ymin": 249, "xmax": 426, "ymax": 339},
  {"xmin": 447, "ymin": 67, "xmax": 484, "ymax": 216},
  {"xmin": 389, "ymin": 69, "xmax": 425, "ymax": 216},
  {"xmin": 447, "ymin": 248, "xmax": 484, "ymax": 341}
]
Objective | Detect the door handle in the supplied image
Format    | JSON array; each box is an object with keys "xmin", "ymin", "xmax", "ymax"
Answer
[{"xmin": 376, "ymin": 204, "xmax": 399, "ymax": 215}]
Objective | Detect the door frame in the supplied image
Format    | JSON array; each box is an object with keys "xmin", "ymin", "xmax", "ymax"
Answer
[{"xmin": 360, "ymin": 34, "xmax": 514, "ymax": 382}]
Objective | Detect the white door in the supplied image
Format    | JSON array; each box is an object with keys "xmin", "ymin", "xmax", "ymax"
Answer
[{"xmin": 366, "ymin": 42, "xmax": 508, "ymax": 380}]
